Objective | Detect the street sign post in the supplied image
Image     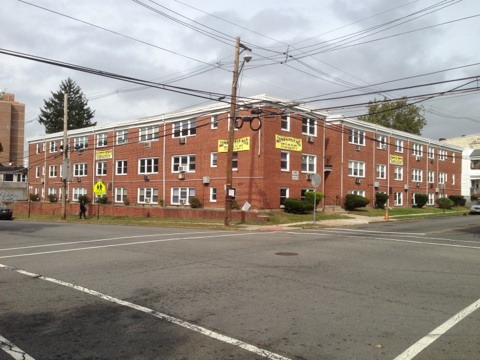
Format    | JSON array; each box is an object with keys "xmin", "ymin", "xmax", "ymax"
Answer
[
  {"xmin": 311, "ymin": 174, "xmax": 322, "ymax": 223},
  {"xmin": 93, "ymin": 181, "xmax": 106, "ymax": 219}
]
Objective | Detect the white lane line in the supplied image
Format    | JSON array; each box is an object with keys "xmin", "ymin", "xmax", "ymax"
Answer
[
  {"xmin": 393, "ymin": 297, "xmax": 480, "ymax": 360},
  {"xmin": 0, "ymin": 334, "xmax": 35, "ymax": 360},
  {"xmin": 0, "ymin": 232, "xmax": 254, "ymax": 259},
  {"xmin": 0, "ymin": 264, "xmax": 291, "ymax": 360},
  {"xmin": 0, "ymin": 231, "xmax": 221, "ymax": 252},
  {"xmin": 320, "ymin": 228, "xmax": 426, "ymax": 236},
  {"xmin": 372, "ymin": 237, "xmax": 480, "ymax": 250}
]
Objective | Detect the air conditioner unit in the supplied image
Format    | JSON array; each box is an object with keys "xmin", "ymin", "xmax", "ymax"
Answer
[
  {"xmin": 178, "ymin": 173, "xmax": 186, "ymax": 180},
  {"xmin": 40, "ymin": 178, "xmax": 45, "ymax": 184},
  {"xmin": 435, "ymin": 187, "xmax": 440, "ymax": 193},
  {"xmin": 355, "ymin": 145, "xmax": 361, "ymax": 151},
  {"xmin": 355, "ymin": 177, "xmax": 361, "ymax": 184},
  {"xmin": 416, "ymin": 155, "xmax": 421, "ymax": 161},
  {"xmin": 416, "ymin": 182, "xmax": 420, "ymax": 187},
  {"xmin": 307, "ymin": 136, "xmax": 314, "ymax": 143},
  {"xmin": 430, "ymin": 159, "xmax": 434, "ymax": 164},
  {"xmin": 144, "ymin": 142, "xmax": 151, "ymax": 148},
  {"xmin": 429, "ymin": 183, "xmax": 434, "ymax": 188},
  {"xmin": 306, "ymin": 173, "xmax": 313, "ymax": 180},
  {"xmin": 374, "ymin": 181, "xmax": 380, "ymax": 188},
  {"xmin": 179, "ymin": 137, "xmax": 187, "ymax": 144},
  {"xmin": 202, "ymin": 176, "xmax": 210, "ymax": 184},
  {"xmin": 178, "ymin": 165, "xmax": 187, "ymax": 173},
  {"xmin": 144, "ymin": 175, "xmax": 150, "ymax": 181},
  {"xmin": 404, "ymin": 184, "xmax": 410, "ymax": 190}
]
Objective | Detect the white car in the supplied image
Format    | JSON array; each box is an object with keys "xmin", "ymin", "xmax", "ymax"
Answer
[{"xmin": 470, "ymin": 200, "xmax": 480, "ymax": 214}]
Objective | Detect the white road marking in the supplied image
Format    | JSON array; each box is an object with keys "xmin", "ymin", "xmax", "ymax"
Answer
[
  {"xmin": 393, "ymin": 297, "xmax": 480, "ymax": 360},
  {"xmin": 0, "ymin": 232, "xmax": 254, "ymax": 259},
  {"xmin": 0, "ymin": 263, "xmax": 291, "ymax": 360},
  {"xmin": 0, "ymin": 231, "xmax": 220, "ymax": 252},
  {"xmin": 320, "ymin": 228, "xmax": 426, "ymax": 236},
  {"xmin": 372, "ymin": 237, "xmax": 480, "ymax": 250},
  {"xmin": 0, "ymin": 334, "xmax": 35, "ymax": 360}
]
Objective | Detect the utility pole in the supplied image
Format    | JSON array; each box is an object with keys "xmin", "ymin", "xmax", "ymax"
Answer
[
  {"xmin": 224, "ymin": 37, "xmax": 241, "ymax": 227},
  {"xmin": 61, "ymin": 93, "xmax": 68, "ymax": 220}
]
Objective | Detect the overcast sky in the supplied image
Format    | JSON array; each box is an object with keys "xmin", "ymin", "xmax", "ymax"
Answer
[{"xmin": 1, "ymin": 0, "xmax": 480, "ymax": 143}]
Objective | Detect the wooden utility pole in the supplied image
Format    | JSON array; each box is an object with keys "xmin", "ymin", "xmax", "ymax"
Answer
[{"xmin": 61, "ymin": 93, "xmax": 68, "ymax": 220}]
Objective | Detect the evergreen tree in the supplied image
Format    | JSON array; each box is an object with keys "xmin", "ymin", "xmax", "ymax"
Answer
[
  {"xmin": 358, "ymin": 97, "xmax": 426, "ymax": 135},
  {"xmin": 38, "ymin": 78, "xmax": 96, "ymax": 134}
]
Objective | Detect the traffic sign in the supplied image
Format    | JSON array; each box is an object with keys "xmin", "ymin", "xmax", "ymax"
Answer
[{"xmin": 93, "ymin": 180, "xmax": 106, "ymax": 196}]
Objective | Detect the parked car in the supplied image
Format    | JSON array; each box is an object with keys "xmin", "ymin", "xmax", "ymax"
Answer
[
  {"xmin": 470, "ymin": 200, "xmax": 480, "ymax": 214},
  {"xmin": 0, "ymin": 205, "xmax": 13, "ymax": 220}
]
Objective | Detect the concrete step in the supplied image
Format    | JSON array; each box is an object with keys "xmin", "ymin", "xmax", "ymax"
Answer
[{"xmin": 322, "ymin": 205, "xmax": 347, "ymax": 214}]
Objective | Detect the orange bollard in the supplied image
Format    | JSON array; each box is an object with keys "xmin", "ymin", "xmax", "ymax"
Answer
[{"xmin": 384, "ymin": 208, "xmax": 389, "ymax": 220}]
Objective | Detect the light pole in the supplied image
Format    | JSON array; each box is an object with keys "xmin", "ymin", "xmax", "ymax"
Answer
[
  {"xmin": 61, "ymin": 92, "xmax": 68, "ymax": 220},
  {"xmin": 224, "ymin": 37, "xmax": 252, "ymax": 226}
]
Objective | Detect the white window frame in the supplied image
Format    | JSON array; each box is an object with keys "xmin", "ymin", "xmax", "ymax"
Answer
[
  {"xmin": 210, "ymin": 152, "xmax": 217, "ymax": 167},
  {"xmin": 49, "ymin": 141, "xmax": 58, "ymax": 153},
  {"xmin": 116, "ymin": 129, "xmax": 128, "ymax": 145},
  {"xmin": 428, "ymin": 193, "xmax": 435, "ymax": 206},
  {"xmin": 209, "ymin": 187, "xmax": 217, "ymax": 202},
  {"xmin": 72, "ymin": 187, "xmax": 87, "ymax": 202},
  {"xmin": 281, "ymin": 151, "xmax": 290, "ymax": 171},
  {"xmin": 349, "ymin": 129, "xmax": 365, "ymax": 146},
  {"xmin": 394, "ymin": 192, "xmax": 403, "ymax": 206},
  {"xmin": 395, "ymin": 139, "xmax": 404, "ymax": 153},
  {"xmin": 348, "ymin": 190, "xmax": 366, "ymax": 197},
  {"xmin": 428, "ymin": 146, "xmax": 435, "ymax": 159},
  {"xmin": 428, "ymin": 170, "xmax": 435, "ymax": 184},
  {"xmin": 139, "ymin": 125, "xmax": 159, "ymax": 142},
  {"xmin": 376, "ymin": 164, "xmax": 386, "ymax": 179},
  {"xmin": 73, "ymin": 163, "xmax": 88, "ymax": 177},
  {"xmin": 139, "ymin": 158, "xmax": 159, "ymax": 174},
  {"xmin": 302, "ymin": 117, "xmax": 316, "ymax": 136},
  {"xmin": 74, "ymin": 136, "xmax": 88, "ymax": 149},
  {"xmin": 116, "ymin": 160, "xmax": 128, "ymax": 175},
  {"xmin": 49, "ymin": 165, "xmax": 57, "ymax": 178},
  {"xmin": 173, "ymin": 119, "xmax": 196, "ymax": 138},
  {"xmin": 301, "ymin": 154, "xmax": 316, "ymax": 173},
  {"xmin": 211, "ymin": 115, "xmax": 219, "ymax": 130},
  {"xmin": 377, "ymin": 135, "xmax": 387, "ymax": 150},
  {"xmin": 96, "ymin": 161, "xmax": 107, "ymax": 176},
  {"xmin": 394, "ymin": 166, "xmax": 403, "ymax": 181},
  {"xmin": 412, "ymin": 143, "xmax": 423, "ymax": 157},
  {"xmin": 232, "ymin": 152, "xmax": 238, "ymax": 170},
  {"xmin": 138, "ymin": 187, "xmax": 158, "ymax": 204},
  {"xmin": 172, "ymin": 155, "xmax": 196, "ymax": 173},
  {"xmin": 171, "ymin": 187, "xmax": 195, "ymax": 205},
  {"xmin": 281, "ymin": 115, "xmax": 290, "ymax": 131},
  {"xmin": 96, "ymin": 133, "xmax": 108, "ymax": 147},
  {"xmin": 348, "ymin": 160, "xmax": 365, "ymax": 177},
  {"xmin": 115, "ymin": 188, "xmax": 127, "ymax": 203},
  {"xmin": 280, "ymin": 188, "xmax": 289, "ymax": 207},
  {"xmin": 412, "ymin": 168, "xmax": 423, "ymax": 182},
  {"xmin": 438, "ymin": 172, "xmax": 446, "ymax": 184},
  {"xmin": 439, "ymin": 149, "xmax": 446, "ymax": 161}
]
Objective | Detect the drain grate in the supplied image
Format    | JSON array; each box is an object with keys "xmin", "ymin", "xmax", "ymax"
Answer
[{"xmin": 275, "ymin": 252, "xmax": 298, "ymax": 256}]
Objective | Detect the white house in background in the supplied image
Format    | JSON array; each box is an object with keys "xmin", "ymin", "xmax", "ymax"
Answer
[{"xmin": 442, "ymin": 134, "xmax": 480, "ymax": 202}]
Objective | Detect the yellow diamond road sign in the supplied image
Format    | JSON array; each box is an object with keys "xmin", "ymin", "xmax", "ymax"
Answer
[{"xmin": 93, "ymin": 180, "xmax": 106, "ymax": 196}]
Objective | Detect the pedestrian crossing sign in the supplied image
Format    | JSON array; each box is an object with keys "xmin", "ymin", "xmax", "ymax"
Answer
[{"xmin": 93, "ymin": 180, "xmax": 106, "ymax": 196}]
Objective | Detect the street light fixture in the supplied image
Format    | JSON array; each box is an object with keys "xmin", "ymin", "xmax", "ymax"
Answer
[{"xmin": 224, "ymin": 37, "xmax": 252, "ymax": 226}]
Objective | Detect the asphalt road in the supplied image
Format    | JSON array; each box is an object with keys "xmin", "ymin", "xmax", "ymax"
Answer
[{"xmin": 0, "ymin": 216, "xmax": 479, "ymax": 360}]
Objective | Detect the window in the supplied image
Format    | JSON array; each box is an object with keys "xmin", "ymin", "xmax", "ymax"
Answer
[
  {"xmin": 377, "ymin": 135, "xmax": 387, "ymax": 150},
  {"xmin": 138, "ymin": 187, "xmax": 158, "ymax": 204},
  {"xmin": 74, "ymin": 136, "xmax": 88, "ymax": 149},
  {"xmin": 281, "ymin": 115, "xmax": 290, "ymax": 131},
  {"xmin": 376, "ymin": 164, "xmax": 386, "ymax": 179},
  {"xmin": 348, "ymin": 160, "xmax": 365, "ymax": 177},
  {"xmin": 394, "ymin": 166, "xmax": 403, "ymax": 181},
  {"xmin": 171, "ymin": 187, "xmax": 195, "ymax": 205},
  {"xmin": 74, "ymin": 163, "xmax": 88, "ymax": 177},
  {"xmin": 116, "ymin": 160, "xmax": 128, "ymax": 175},
  {"xmin": 349, "ymin": 129, "xmax": 365, "ymax": 146},
  {"xmin": 139, "ymin": 125, "xmax": 159, "ymax": 142},
  {"xmin": 428, "ymin": 171, "xmax": 435, "ymax": 184},
  {"xmin": 97, "ymin": 133, "xmax": 108, "ymax": 147},
  {"xmin": 280, "ymin": 188, "xmax": 289, "ymax": 207},
  {"xmin": 281, "ymin": 151, "xmax": 290, "ymax": 171},
  {"xmin": 394, "ymin": 192, "xmax": 403, "ymax": 206},
  {"xmin": 439, "ymin": 149, "xmax": 446, "ymax": 161},
  {"xmin": 210, "ymin": 152, "xmax": 217, "ymax": 167},
  {"xmin": 348, "ymin": 190, "xmax": 366, "ymax": 197},
  {"xmin": 173, "ymin": 119, "xmax": 196, "ymax": 138},
  {"xmin": 438, "ymin": 172, "xmax": 446, "ymax": 184},
  {"xmin": 36, "ymin": 143, "xmax": 41, "ymax": 154},
  {"xmin": 211, "ymin": 115, "xmax": 219, "ymax": 129},
  {"xmin": 302, "ymin": 154, "xmax": 316, "ymax": 173},
  {"xmin": 172, "ymin": 155, "xmax": 196, "ymax": 172},
  {"xmin": 452, "ymin": 174, "xmax": 455, "ymax": 185},
  {"xmin": 116, "ymin": 130, "xmax": 128, "ymax": 145},
  {"xmin": 428, "ymin": 146, "xmax": 435, "ymax": 159},
  {"xmin": 232, "ymin": 152, "xmax": 238, "ymax": 170},
  {"xmin": 210, "ymin": 187, "xmax": 217, "ymax": 202},
  {"xmin": 428, "ymin": 193, "xmax": 435, "ymax": 206},
  {"xmin": 115, "ymin": 188, "xmax": 127, "ymax": 203},
  {"xmin": 302, "ymin": 117, "xmax": 316, "ymax": 136},
  {"xmin": 49, "ymin": 141, "xmax": 58, "ymax": 153},
  {"xmin": 412, "ymin": 143, "xmax": 423, "ymax": 157},
  {"xmin": 452, "ymin": 153, "xmax": 455, "ymax": 163},
  {"xmin": 412, "ymin": 169, "xmax": 423, "ymax": 182},
  {"xmin": 139, "ymin": 158, "xmax": 159, "ymax": 174},
  {"xmin": 395, "ymin": 139, "xmax": 404, "ymax": 153},
  {"xmin": 72, "ymin": 187, "xmax": 87, "ymax": 201},
  {"xmin": 35, "ymin": 166, "xmax": 40, "ymax": 178},
  {"xmin": 49, "ymin": 165, "xmax": 57, "ymax": 178},
  {"xmin": 96, "ymin": 162, "xmax": 107, "ymax": 176}
]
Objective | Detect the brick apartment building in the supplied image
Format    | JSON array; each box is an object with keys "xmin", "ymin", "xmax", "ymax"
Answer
[
  {"xmin": 0, "ymin": 92, "xmax": 25, "ymax": 167},
  {"xmin": 27, "ymin": 95, "xmax": 463, "ymax": 210}
]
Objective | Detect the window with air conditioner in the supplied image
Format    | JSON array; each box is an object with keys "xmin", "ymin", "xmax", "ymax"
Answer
[{"xmin": 172, "ymin": 155, "xmax": 195, "ymax": 173}]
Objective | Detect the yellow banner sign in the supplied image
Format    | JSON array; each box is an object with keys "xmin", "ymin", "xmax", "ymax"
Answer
[
  {"xmin": 218, "ymin": 137, "xmax": 250, "ymax": 153},
  {"xmin": 390, "ymin": 155, "xmax": 403, "ymax": 165},
  {"xmin": 275, "ymin": 135, "xmax": 302, "ymax": 151},
  {"xmin": 95, "ymin": 149, "xmax": 113, "ymax": 160}
]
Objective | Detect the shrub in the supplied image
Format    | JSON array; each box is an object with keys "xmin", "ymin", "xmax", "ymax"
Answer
[
  {"xmin": 78, "ymin": 195, "xmax": 89, "ymax": 203},
  {"xmin": 284, "ymin": 198, "xmax": 310, "ymax": 214},
  {"xmin": 48, "ymin": 194, "xmax": 58, "ymax": 203},
  {"xmin": 448, "ymin": 195, "xmax": 466, "ymax": 207},
  {"xmin": 231, "ymin": 200, "xmax": 240, "ymax": 210},
  {"xmin": 123, "ymin": 197, "xmax": 130, "ymax": 206},
  {"xmin": 304, "ymin": 191, "xmax": 323, "ymax": 210},
  {"xmin": 436, "ymin": 197, "xmax": 454, "ymax": 209},
  {"xmin": 345, "ymin": 194, "xmax": 370, "ymax": 211},
  {"xmin": 30, "ymin": 194, "xmax": 40, "ymax": 202},
  {"xmin": 414, "ymin": 193, "xmax": 428, "ymax": 209},
  {"xmin": 374, "ymin": 192, "xmax": 389, "ymax": 209},
  {"xmin": 189, "ymin": 196, "xmax": 203, "ymax": 208}
]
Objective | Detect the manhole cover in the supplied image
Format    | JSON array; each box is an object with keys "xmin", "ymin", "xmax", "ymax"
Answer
[{"xmin": 275, "ymin": 252, "xmax": 298, "ymax": 256}]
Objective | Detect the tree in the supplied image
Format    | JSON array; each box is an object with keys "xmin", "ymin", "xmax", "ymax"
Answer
[
  {"xmin": 358, "ymin": 97, "xmax": 426, "ymax": 135},
  {"xmin": 38, "ymin": 78, "xmax": 96, "ymax": 134}
]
